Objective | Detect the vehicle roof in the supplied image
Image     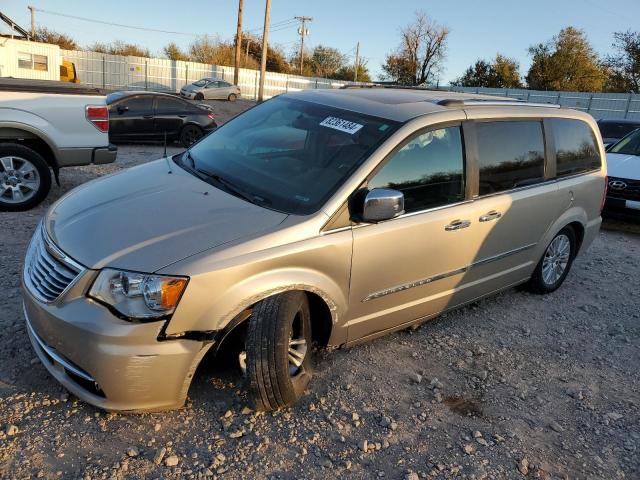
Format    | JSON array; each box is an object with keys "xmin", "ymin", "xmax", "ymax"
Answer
[
  {"xmin": 597, "ymin": 118, "xmax": 640, "ymax": 125},
  {"xmin": 108, "ymin": 90, "xmax": 184, "ymax": 99},
  {"xmin": 283, "ymin": 87, "xmax": 563, "ymax": 122}
]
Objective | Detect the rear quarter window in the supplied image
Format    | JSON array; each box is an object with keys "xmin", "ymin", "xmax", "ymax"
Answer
[{"xmin": 551, "ymin": 119, "xmax": 601, "ymax": 176}]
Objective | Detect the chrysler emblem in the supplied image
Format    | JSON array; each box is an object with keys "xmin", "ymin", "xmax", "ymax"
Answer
[{"xmin": 609, "ymin": 180, "xmax": 627, "ymax": 190}]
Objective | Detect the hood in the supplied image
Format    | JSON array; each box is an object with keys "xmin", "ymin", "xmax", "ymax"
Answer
[
  {"xmin": 181, "ymin": 84, "xmax": 202, "ymax": 93},
  {"xmin": 45, "ymin": 159, "xmax": 288, "ymax": 272},
  {"xmin": 606, "ymin": 152, "xmax": 640, "ymax": 180}
]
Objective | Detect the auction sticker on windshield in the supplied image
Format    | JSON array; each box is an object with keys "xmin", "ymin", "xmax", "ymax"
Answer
[{"xmin": 320, "ymin": 117, "xmax": 364, "ymax": 135}]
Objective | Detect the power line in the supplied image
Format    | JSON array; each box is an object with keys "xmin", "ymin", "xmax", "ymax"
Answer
[{"xmin": 33, "ymin": 7, "xmax": 296, "ymax": 38}]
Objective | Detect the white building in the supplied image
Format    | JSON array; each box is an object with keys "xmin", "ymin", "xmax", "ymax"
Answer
[{"xmin": 0, "ymin": 37, "xmax": 60, "ymax": 81}]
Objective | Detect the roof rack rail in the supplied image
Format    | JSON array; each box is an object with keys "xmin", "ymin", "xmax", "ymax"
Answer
[
  {"xmin": 437, "ymin": 98, "xmax": 562, "ymax": 109},
  {"xmin": 340, "ymin": 84, "xmax": 439, "ymax": 91}
]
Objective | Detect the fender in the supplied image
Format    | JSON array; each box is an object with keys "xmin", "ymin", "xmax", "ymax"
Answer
[
  {"xmin": 166, "ymin": 267, "xmax": 350, "ymax": 346},
  {"xmin": 0, "ymin": 120, "xmax": 61, "ymax": 168},
  {"xmin": 535, "ymin": 205, "xmax": 588, "ymax": 260}
]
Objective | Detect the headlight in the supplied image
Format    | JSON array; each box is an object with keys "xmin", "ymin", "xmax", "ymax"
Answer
[{"xmin": 88, "ymin": 269, "xmax": 188, "ymax": 320}]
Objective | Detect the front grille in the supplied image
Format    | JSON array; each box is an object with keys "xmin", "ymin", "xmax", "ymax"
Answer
[
  {"xmin": 608, "ymin": 176, "xmax": 640, "ymax": 202},
  {"xmin": 24, "ymin": 226, "xmax": 83, "ymax": 303}
]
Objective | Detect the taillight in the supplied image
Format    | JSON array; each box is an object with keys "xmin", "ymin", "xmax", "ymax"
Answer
[
  {"xmin": 601, "ymin": 175, "xmax": 608, "ymax": 212},
  {"xmin": 86, "ymin": 105, "xmax": 109, "ymax": 133},
  {"xmin": 207, "ymin": 112, "xmax": 216, "ymax": 120}
]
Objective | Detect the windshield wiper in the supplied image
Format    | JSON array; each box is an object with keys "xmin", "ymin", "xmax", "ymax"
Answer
[{"xmin": 182, "ymin": 151, "xmax": 269, "ymax": 206}]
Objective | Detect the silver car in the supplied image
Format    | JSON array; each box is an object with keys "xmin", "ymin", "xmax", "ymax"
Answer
[
  {"xmin": 180, "ymin": 78, "xmax": 240, "ymax": 101},
  {"xmin": 21, "ymin": 88, "xmax": 606, "ymax": 413}
]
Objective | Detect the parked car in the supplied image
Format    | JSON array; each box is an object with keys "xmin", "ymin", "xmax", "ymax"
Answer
[
  {"xmin": 180, "ymin": 78, "xmax": 240, "ymax": 101},
  {"xmin": 107, "ymin": 91, "xmax": 217, "ymax": 147},
  {"xmin": 0, "ymin": 80, "xmax": 116, "ymax": 211},
  {"xmin": 604, "ymin": 128, "xmax": 640, "ymax": 214},
  {"xmin": 597, "ymin": 119, "xmax": 640, "ymax": 148},
  {"xmin": 22, "ymin": 89, "xmax": 606, "ymax": 412}
]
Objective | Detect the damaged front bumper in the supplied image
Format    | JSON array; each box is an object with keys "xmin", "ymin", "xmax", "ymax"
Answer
[{"xmin": 22, "ymin": 284, "xmax": 213, "ymax": 412}]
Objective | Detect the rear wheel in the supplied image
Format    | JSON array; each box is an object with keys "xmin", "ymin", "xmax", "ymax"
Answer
[
  {"xmin": 228, "ymin": 93, "xmax": 237, "ymax": 102},
  {"xmin": 0, "ymin": 143, "xmax": 51, "ymax": 211},
  {"xmin": 526, "ymin": 227, "xmax": 576, "ymax": 293},
  {"xmin": 246, "ymin": 291, "xmax": 313, "ymax": 411},
  {"xmin": 180, "ymin": 125, "xmax": 204, "ymax": 147}
]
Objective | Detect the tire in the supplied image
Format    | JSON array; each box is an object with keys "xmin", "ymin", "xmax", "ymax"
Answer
[
  {"xmin": 246, "ymin": 291, "xmax": 313, "ymax": 411},
  {"xmin": 228, "ymin": 93, "xmax": 237, "ymax": 102},
  {"xmin": 0, "ymin": 143, "xmax": 51, "ymax": 212},
  {"xmin": 195, "ymin": 92, "xmax": 204, "ymax": 101},
  {"xmin": 180, "ymin": 125, "xmax": 204, "ymax": 147},
  {"xmin": 525, "ymin": 227, "xmax": 576, "ymax": 294}
]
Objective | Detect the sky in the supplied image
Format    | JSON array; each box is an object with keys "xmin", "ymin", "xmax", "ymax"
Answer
[{"xmin": 2, "ymin": 0, "xmax": 639, "ymax": 83}]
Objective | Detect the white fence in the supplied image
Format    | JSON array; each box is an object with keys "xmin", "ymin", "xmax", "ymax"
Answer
[
  {"xmin": 61, "ymin": 49, "xmax": 364, "ymax": 100},
  {"xmin": 443, "ymin": 86, "xmax": 640, "ymax": 120}
]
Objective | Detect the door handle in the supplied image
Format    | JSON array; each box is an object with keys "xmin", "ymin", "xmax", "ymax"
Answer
[
  {"xmin": 445, "ymin": 219, "xmax": 471, "ymax": 231},
  {"xmin": 143, "ymin": 115, "xmax": 153, "ymax": 119},
  {"xmin": 479, "ymin": 210, "xmax": 502, "ymax": 222},
  {"xmin": 178, "ymin": 114, "xmax": 187, "ymax": 118}
]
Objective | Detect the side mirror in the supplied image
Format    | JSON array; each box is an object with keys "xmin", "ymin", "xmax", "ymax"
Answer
[
  {"xmin": 117, "ymin": 105, "xmax": 129, "ymax": 114},
  {"xmin": 362, "ymin": 188, "xmax": 405, "ymax": 222}
]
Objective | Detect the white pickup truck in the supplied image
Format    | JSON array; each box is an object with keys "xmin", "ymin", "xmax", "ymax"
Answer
[{"xmin": 0, "ymin": 79, "xmax": 117, "ymax": 211}]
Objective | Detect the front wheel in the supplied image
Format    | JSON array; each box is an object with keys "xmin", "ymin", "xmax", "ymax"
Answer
[
  {"xmin": 195, "ymin": 92, "xmax": 204, "ymax": 101},
  {"xmin": 246, "ymin": 291, "xmax": 313, "ymax": 411},
  {"xmin": 526, "ymin": 227, "xmax": 576, "ymax": 294},
  {"xmin": 0, "ymin": 143, "xmax": 51, "ymax": 211},
  {"xmin": 180, "ymin": 125, "xmax": 204, "ymax": 147}
]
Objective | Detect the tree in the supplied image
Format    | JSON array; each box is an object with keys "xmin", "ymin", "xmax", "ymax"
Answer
[
  {"xmin": 526, "ymin": 27, "xmax": 606, "ymax": 92},
  {"xmin": 33, "ymin": 28, "xmax": 78, "ymax": 50},
  {"xmin": 605, "ymin": 30, "xmax": 640, "ymax": 93},
  {"xmin": 452, "ymin": 54, "xmax": 522, "ymax": 88},
  {"xmin": 163, "ymin": 42, "xmax": 189, "ymax": 61},
  {"xmin": 381, "ymin": 11, "xmax": 449, "ymax": 85},
  {"xmin": 89, "ymin": 41, "xmax": 150, "ymax": 57},
  {"xmin": 309, "ymin": 45, "xmax": 346, "ymax": 78},
  {"xmin": 334, "ymin": 61, "xmax": 372, "ymax": 82}
]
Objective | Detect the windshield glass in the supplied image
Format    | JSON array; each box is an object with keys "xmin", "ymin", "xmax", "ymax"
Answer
[
  {"xmin": 193, "ymin": 79, "xmax": 210, "ymax": 87},
  {"xmin": 609, "ymin": 129, "xmax": 640, "ymax": 156},
  {"xmin": 182, "ymin": 97, "xmax": 399, "ymax": 214},
  {"xmin": 599, "ymin": 122, "xmax": 640, "ymax": 139}
]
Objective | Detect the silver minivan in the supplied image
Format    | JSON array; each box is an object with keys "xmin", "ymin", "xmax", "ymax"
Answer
[{"xmin": 22, "ymin": 88, "xmax": 606, "ymax": 412}]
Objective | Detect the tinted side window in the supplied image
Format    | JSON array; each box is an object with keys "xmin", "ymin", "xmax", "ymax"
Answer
[
  {"xmin": 120, "ymin": 96, "xmax": 153, "ymax": 114},
  {"xmin": 476, "ymin": 121, "xmax": 545, "ymax": 195},
  {"xmin": 551, "ymin": 119, "xmax": 601, "ymax": 176},
  {"xmin": 368, "ymin": 126, "xmax": 465, "ymax": 213},
  {"xmin": 156, "ymin": 96, "xmax": 187, "ymax": 114}
]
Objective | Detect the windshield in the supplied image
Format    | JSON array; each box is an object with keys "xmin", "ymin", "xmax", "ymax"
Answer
[
  {"xmin": 609, "ymin": 129, "xmax": 640, "ymax": 156},
  {"xmin": 182, "ymin": 97, "xmax": 399, "ymax": 214},
  {"xmin": 599, "ymin": 122, "xmax": 640, "ymax": 139},
  {"xmin": 193, "ymin": 79, "xmax": 210, "ymax": 87}
]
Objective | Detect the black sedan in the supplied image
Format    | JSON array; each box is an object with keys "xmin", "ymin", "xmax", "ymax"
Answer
[{"xmin": 106, "ymin": 91, "xmax": 217, "ymax": 147}]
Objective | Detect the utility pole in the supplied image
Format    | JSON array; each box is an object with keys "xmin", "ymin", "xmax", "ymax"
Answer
[
  {"xmin": 27, "ymin": 5, "xmax": 35, "ymax": 38},
  {"xmin": 233, "ymin": 0, "xmax": 244, "ymax": 86},
  {"xmin": 295, "ymin": 16, "xmax": 312, "ymax": 75},
  {"xmin": 354, "ymin": 41, "xmax": 360, "ymax": 82},
  {"xmin": 257, "ymin": 0, "xmax": 271, "ymax": 102}
]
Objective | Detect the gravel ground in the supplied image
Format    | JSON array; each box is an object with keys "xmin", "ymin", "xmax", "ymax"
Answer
[{"xmin": 1, "ymin": 100, "xmax": 639, "ymax": 479}]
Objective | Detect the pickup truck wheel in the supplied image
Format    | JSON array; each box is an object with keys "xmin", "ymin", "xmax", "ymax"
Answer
[
  {"xmin": 0, "ymin": 143, "xmax": 51, "ymax": 211},
  {"xmin": 526, "ymin": 227, "xmax": 576, "ymax": 294},
  {"xmin": 246, "ymin": 291, "xmax": 313, "ymax": 411},
  {"xmin": 180, "ymin": 125, "xmax": 204, "ymax": 147}
]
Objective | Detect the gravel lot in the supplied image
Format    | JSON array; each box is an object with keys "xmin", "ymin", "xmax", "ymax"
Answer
[{"xmin": 1, "ymin": 99, "xmax": 639, "ymax": 480}]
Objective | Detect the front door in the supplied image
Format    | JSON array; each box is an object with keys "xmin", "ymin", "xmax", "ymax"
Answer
[
  {"xmin": 347, "ymin": 124, "xmax": 489, "ymax": 341},
  {"xmin": 109, "ymin": 95, "xmax": 155, "ymax": 141}
]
